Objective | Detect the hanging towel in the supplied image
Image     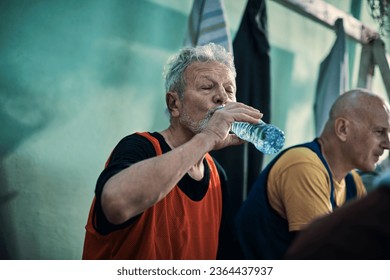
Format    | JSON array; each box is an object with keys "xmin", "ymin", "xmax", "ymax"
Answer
[
  {"xmin": 314, "ymin": 18, "xmax": 349, "ymax": 136},
  {"xmin": 184, "ymin": 0, "xmax": 232, "ymax": 52}
]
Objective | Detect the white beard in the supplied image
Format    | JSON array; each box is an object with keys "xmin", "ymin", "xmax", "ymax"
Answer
[{"xmin": 179, "ymin": 108, "xmax": 215, "ymax": 134}]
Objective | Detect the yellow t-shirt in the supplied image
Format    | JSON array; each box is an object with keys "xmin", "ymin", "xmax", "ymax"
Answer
[{"xmin": 267, "ymin": 147, "xmax": 366, "ymax": 232}]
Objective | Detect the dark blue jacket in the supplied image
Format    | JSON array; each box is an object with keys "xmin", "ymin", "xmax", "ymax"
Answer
[{"xmin": 235, "ymin": 139, "xmax": 358, "ymax": 259}]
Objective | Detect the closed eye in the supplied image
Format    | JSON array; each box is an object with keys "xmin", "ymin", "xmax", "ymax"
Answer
[
  {"xmin": 201, "ymin": 84, "xmax": 213, "ymax": 90},
  {"xmin": 374, "ymin": 129, "xmax": 386, "ymax": 137},
  {"xmin": 225, "ymin": 89, "xmax": 234, "ymax": 94},
  {"xmin": 225, "ymin": 85, "xmax": 235, "ymax": 94}
]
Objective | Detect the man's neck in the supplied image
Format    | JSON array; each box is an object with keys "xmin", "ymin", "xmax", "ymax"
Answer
[{"xmin": 317, "ymin": 137, "xmax": 348, "ymax": 182}]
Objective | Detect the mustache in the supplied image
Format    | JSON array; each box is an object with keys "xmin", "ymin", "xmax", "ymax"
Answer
[
  {"xmin": 204, "ymin": 106, "xmax": 224, "ymax": 121},
  {"xmin": 206, "ymin": 105, "xmax": 225, "ymax": 118},
  {"xmin": 197, "ymin": 107, "xmax": 222, "ymax": 131}
]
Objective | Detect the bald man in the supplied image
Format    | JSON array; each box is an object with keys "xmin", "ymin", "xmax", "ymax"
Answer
[{"xmin": 235, "ymin": 88, "xmax": 390, "ymax": 260}]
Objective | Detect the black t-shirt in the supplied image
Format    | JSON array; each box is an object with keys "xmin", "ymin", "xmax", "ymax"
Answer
[
  {"xmin": 91, "ymin": 131, "xmax": 243, "ymax": 259},
  {"xmin": 93, "ymin": 132, "xmax": 228, "ymax": 234}
]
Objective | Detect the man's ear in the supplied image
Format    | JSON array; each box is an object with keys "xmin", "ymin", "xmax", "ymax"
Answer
[
  {"xmin": 166, "ymin": 92, "xmax": 180, "ymax": 117},
  {"xmin": 334, "ymin": 117, "xmax": 349, "ymax": 141}
]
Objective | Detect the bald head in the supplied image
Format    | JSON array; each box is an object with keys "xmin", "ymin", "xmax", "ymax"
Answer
[
  {"xmin": 325, "ymin": 88, "xmax": 389, "ymax": 131},
  {"xmin": 319, "ymin": 88, "xmax": 390, "ymax": 176}
]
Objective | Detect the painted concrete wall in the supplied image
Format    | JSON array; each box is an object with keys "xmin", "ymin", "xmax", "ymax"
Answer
[{"xmin": 0, "ymin": 0, "xmax": 388, "ymax": 259}]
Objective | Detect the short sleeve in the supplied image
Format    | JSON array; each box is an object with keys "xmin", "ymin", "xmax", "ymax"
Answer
[
  {"xmin": 93, "ymin": 133, "xmax": 156, "ymax": 234},
  {"xmin": 267, "ymin": 148, "xmax": 332, "ymax": 231}
]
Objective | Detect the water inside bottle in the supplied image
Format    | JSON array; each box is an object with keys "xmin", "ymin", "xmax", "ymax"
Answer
[
  {"xmin": 231, "ymin": 121, "xmax": 285, "ymax": 154},
  {"xmin": 253, "ymin": 123, "xmax": 285, "ymax": 154}
]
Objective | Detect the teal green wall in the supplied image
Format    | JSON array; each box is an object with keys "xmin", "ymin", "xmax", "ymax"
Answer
[{"xmin": 0, "ymin": 0, "xmax": 388, "ymax": 259}]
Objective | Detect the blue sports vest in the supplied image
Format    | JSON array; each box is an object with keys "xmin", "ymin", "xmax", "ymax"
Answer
[{"xmin": 235, "ymin": 139, "xmax": 357, "ymax": 260}]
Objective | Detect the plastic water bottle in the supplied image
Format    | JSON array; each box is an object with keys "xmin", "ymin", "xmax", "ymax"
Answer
[{"xmin": 231, "ymin": 121, "xmax": 285, "ymax": 154}]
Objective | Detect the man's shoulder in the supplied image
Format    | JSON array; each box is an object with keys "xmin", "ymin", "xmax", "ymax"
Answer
[
  {"xmin": 278, "ymin": 146, "xmax": 322, "ymax": 165},
  {"xmin": 268, "ymin": 146, "xmax": 326, "ymax": 183}
]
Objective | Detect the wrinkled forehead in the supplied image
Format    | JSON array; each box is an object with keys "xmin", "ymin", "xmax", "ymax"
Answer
[{"xmin": 185, "ymin": 61, "xmax": 236, "ymax": 83}]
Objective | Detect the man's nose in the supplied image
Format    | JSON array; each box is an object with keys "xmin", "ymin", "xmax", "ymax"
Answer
[
  {"xmin": 213, "ymin": 86, "xmax": 228, "ymax": 105},
  {"xmin": 382, "ymin": 133, "xmax": 390, "ymax": 150}
]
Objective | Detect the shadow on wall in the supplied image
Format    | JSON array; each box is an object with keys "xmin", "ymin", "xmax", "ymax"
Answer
[
  {"xmin": 0, "ymin": 0, "xmax": 187, "ymax": 259},
  {"xmin": 0, "ymin": 178, "xmax": 18, "ymax": 259},
  {"xmin": 0, "ymin": 78, "xmax": 54, "ymax": 259}
]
